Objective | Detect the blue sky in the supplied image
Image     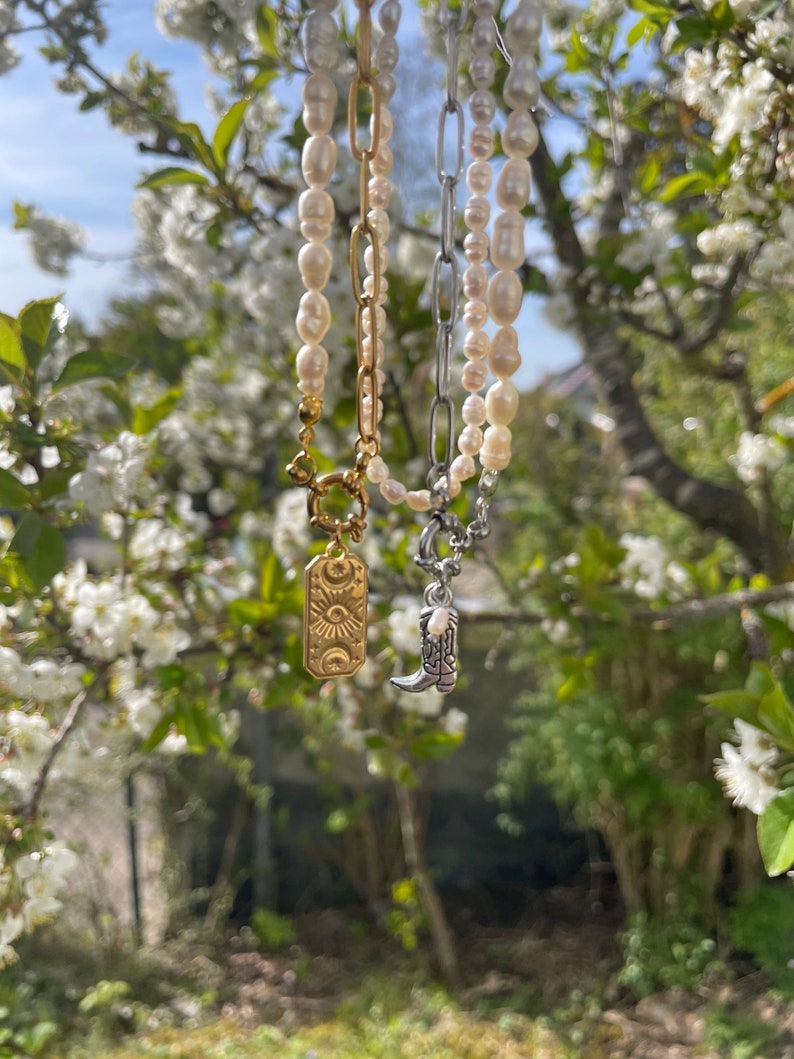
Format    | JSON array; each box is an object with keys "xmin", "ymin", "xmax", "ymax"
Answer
[{"xmin": 0, "ymin": 0, "xmax": 580, "ymax": 386}]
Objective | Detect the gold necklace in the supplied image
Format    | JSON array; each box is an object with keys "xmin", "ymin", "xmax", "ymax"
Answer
[{"xmin": 287, "ymin": 0, "xmax": 390, "ymax": 679}]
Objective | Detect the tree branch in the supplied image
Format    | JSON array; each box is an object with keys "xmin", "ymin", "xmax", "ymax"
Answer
[
  {"xmin": 458, "ymin": 580, "xmax": 794, "ymax": 628},
  {"xmin": 22, "ymin": 689, "xmax": 87, "ymax": 825}
]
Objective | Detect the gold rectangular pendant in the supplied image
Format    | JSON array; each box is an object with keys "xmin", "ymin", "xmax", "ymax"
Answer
[{"xmin": 304, "ymin": 551, "xmax": 368, "ymax": 679}]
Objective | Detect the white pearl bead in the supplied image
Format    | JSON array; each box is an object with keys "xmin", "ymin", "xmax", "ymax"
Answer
[
  {"xmin": 463, "ymin": 265, "xmax": 489, "ymax": 300},
  {"xmin": 469, "ymin": 124, "xmax": 495, "ymax": 161},
  {"xmin": 362, "ymin": 394, "xmax": 384, "ymax": 424},
  {"xmin": 458, "ymin": 424, "xmax": 483, "ymax": 456},
  {"xmin": 362, "ymin": 336, "xmax": 385, "ymax": 368},
  {"xmin": 302, "ymin": 12, "xmax": 340, "ymax": 72},
  {"xmin": 296, "ymin": 290, "xmax": 331, "ymax": 345},
  {"xmin": 375, "ymin": 34, "xmax": 399, "ymax": 74},
  {"xmin": 298, "ymin": 372, "xmax": 325, "ymax": 397},
  {"xmin": 466, "ymin": 160, "xmax": 492, "ymax": 195},
  {"xmin": 378, "ymin": 0, "xmax": 402, "ymax": 36},
  {"xmin": 364, "ymin": 242, "xmax": 389, "ymax": 275},
  {"xmin": 374, "ymin": 105, "xmax": 393, "ymax": 145},
  {"xmin": 485, "ymin": 380, "xmax": 519, "ymax": 426},
  {"xmin": 364, "ymin": 273, "xmax": 388, "ymax": 304},
  {"xmin": 427, "ymin": 607, "xmax": 450, "ymax": 636},
  {"xmin": 362, "ymin": 368, "xmax": 386, "ymax": 395},
  {"xmin": 473, "ymin": 0, "xmax": 498, "ymax": 13},
  {"xmin": 464, "ymin": 329, "xmax": 489, "ymax": 361},
  {"xmin": 464, "ymin": 195, "xmax": 490, "ymax": 231},
  {"xmin": 504, "ymin": 55, "xmax": 541, "ymax": 111},
  {"xmin": 480, "ymin": 426, "xmax": 512, "ymax": 471},
  {"xmin": 462, "ymin": 360, "xmax": 488, "ymax": 392},
  {"xmin": 463, "ymin": 299, "xmax": 488, "ymax": 331},
  {"xmin": 302, "ymin": 135, "xmax": 337, "ymax": 189},
  {"xmin": 378, "ymin": 73, "xmax": 396, "ymax": 103},
  {"xmin": 296, "ymin": 344, "xmax": 329, "ymax": 380},
  {"xmin": 406, "ymin": 490, "xmax": 433, "ymax": 511},
  {"xmin": 506, "ymin": 0, "xmax": 543, "ymax": 50},
  {"xmin": 470, "ymin": 53, "xmax": 496, "ymax": 89},
  {"xmin": 436, "ymin": 475, "xmax": 461, "ymax": 498},
  {"xmin": 472, "ymin": 53, "xmax": 497, "ymax": 89},
  {"xmin": 462, "ymin": 393, "xmax": 487, "ymax": 425},
  {"xmin": 491, "ymin": 212, "xmax": 526, "ymax": 272},
  {"xmin": 469, "ymin": 89, "xmax": 496, "ymax": 125},
  {"xmin": 361, "ymin": 305, "xmax": 386, "ymax": 335},
  {"xmin": 298, "ymin": 241, "xmax": 333, "ymax": 291},
  {"xmin": 371, "ymin": 143, "xmax": 394, "ymax": 175},
  {"xmin": 367, "ymin": 208, "xmax": 390, "ymax": 243},
  {"xmin": 299, "ymin": 188, "xmax": 334, "ymax": 242},
  {"xmin": 366, "ymin": 455, "xmax": 390, "ymax": 483},
  {"xmin": 302, "ymin": 73, "xmax": 337, "ymax": 135},
  {"xmin": 503, "ymin": 109, "xmax": 539, "ymax": 159},
  {"xmin": 450, "ymin": 454, "xmax": 476, "ymax": 481},
  {"xmin": 368, "ymin": 175, "xmax": 392, "ymax": 209},
  {"xmin": 380, "ymin": 478, "xmax": 406, "ymax": 504},
  {"xmin": 309, "ymin": 0, "xmax": 338, "ymax": 10},
  {"xmin": 464, "ymin": 230, "xmax": 489, "ymax": 265},
  {"xmin": 472, "ymin": 15, "xmax": 497, "ymax": 52},
  {"xmin": 489, "ymin": 270, "xmax": 524, "ymax": 326},
  {"xmin": 488, "ymin": 327, "xmax": 522, "ymax": 379},
  {"xmin": 496, "ymin": 158, "xmax": 531, "ymax": 211}
]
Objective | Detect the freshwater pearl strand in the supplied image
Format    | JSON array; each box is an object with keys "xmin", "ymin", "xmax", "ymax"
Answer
[
  {"xmin": 455, "ymin": 0, "xmax": 542, "ymax": 477},
  {"xmin": 295, "ymin": 0, "xmax": 342, "ymax": 400}
]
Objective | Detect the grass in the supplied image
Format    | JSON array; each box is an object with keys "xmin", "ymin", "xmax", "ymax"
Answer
[{"xmin": 64, "ymin": 1007, "xmax": 575, "ymax": 1059}]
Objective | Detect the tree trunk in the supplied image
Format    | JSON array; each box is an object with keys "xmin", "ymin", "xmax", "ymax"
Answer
[{"xmin": 394, "ymin": 782, "xmax": 460, "ymax": 986}]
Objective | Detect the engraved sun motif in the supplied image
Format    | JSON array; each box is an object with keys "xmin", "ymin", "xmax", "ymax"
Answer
[{"xmin": 309, "ymin": 586, "xmax": 362, "ymax": 641}]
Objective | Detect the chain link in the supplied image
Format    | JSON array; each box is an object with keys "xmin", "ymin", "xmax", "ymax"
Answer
[{"xmin": 427, "ymin": 0, "xmax": 467, "ymax": 496}]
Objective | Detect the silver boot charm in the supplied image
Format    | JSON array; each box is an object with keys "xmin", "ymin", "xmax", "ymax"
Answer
[{"xmin": 390, "ymin": 602, "xmax": 459, "ymax": 694}]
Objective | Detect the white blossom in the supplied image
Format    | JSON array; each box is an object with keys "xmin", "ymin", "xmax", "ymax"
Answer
[
  {"xmin": 732, "ymin": 431, "xmax": 786, "ymax": 483},
  {"xmin": 0, "ymin": 37, "xmax": 20, "ymax": 77},
  {"xmin": 714, "ymin": 721, "xmax": 780, "ymax": 816},
  {"xmin": 69, "ymin": 432, "xmax": 150, "ymax": 515},
  {"xmin": 443, "ymin": 707, "xmax": 468, "ymax": 736},
  {"xmin": 388, "ymin": 602, "xmax": 423, "ymax": 655},
  {"xmin": 619, "ymin": 533, "xmax": 667, "ymax": 600},
  {"xmin": 25, "ymin": 207, "xmax": 86, "ymax": 275}
]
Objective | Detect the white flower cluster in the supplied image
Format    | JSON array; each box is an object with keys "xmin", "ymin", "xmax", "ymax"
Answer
[
  {"xmin": 618, "ymin": 533, "xmax": 690, "ymax": 601},
  {"xmin": 69, "ymin": 432, "xmax": 151, "ymax": 516},
  {"xmin": 25, "ymin": 207, "xmax": 87, "ymax": 276},
  {"xmin": 0, "ymin": 845, "xmax": 76, "ymax": 967},
  {"xmin": 0, "ymin": 648, "xmax": 85, "ymax": 706},
  {"xmin": 615, "ymin": 208, "xmax": 677, "ymax": 274},
  {"xmin": 697, "ymin": 218, "xmax": 761, "ymax": 259},
  {"xmin": 678, "ymin": 43, "xmax": 777, "ymax": 151},
  {"xmin": 154, "ymin": 0, "xmax": 260, "ymax": 71},
  {"xmin": 54, "ymin": 560, "xmax": 190, "ymax": 666},
  {"xmin": 751, "ymin": 206, "xmax": 794, "ymax": 285},
  {"xmin": 731, "ymin": 430, "xmax": 786, "ymax": 484},
  {"xmin": 714, "ymin": 719, "xmax": 779, "ymax": 815}
]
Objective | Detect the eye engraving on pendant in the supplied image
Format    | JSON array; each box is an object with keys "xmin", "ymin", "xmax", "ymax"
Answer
[{"xmin": 304, "ymin": 552, "xmax": 368, "ymax": 678}]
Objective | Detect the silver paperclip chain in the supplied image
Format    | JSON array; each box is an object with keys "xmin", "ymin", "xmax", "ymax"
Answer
[{"xmin": 426, "ymin": 0, "xmax": 468, "ymax": 498}]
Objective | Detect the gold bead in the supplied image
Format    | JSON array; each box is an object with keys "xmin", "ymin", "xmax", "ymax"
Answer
[{"xmin": 299, "ymin": 396, "xmax": 323, "ymax": 425}]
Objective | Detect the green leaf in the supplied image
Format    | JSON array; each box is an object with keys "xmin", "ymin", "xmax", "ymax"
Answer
[
  {"xmin": 658, "ymin": 172, "xmax": 713, "ymax": 202},
  {"xmin": 708, "ymin": 0, "xmax": 736, "ymax": 29},
  {"xmin": 409, "ymin": 731, "xmax": 464, "ymax": 760},
  {"xmin": 758, "ymin": 788, "xmax": 794, "ymax": 876},
  {"xmin": 159, "ymin": 117, "xmax": 217, "ymax": 172},
  {"xmin": 627, "ymin": 16, "xmax": 652, "ymax": 46},
  {"xmin": 10, "ymin": 513, "xmax": 67, "ymax": 591},
  {"xmin": 700, "ymin": 688, "xmax": 760, "ymax": 723},
  {"xmin": 138, "ymin": 167, "xmax": 210, "ymax": 190},
  {"xmin": 19, "ymin": 295, "xmax": 63, "ymax": 371},
  {"xmin": 228, "ymin": 598, "xmax": 278, "ymax": 626},
  {"xmin": 51, "ymin": 349, "xmax": 136, "ymax": 391},
  {"xmin": 0, "ymin": 316, "xmax": 25, "ymax": 380},
  {"xmin": 758, "ymin": 682, "xmax": 794, "ymax": 753},
  {"xmin": 212, "ymin": 98, "xmax": 251, "ymax": 168},
  {"xmin": 256, "ymin": 5, "xmax": 281, "ymax": 58},
  {"xmin": 0, "ymin": 468, "xmax": 31, "ymax": 509},
  {"xmin": 79, "ymin": 90, "xmax": 105, "ymax": 112},
  {"xmin": 131, "ymin": 387, "xmax": 181, "ymax": 435},
  {"xmin": 639, "ymin": 155, "xmax": 661, "ymax": 194}
]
